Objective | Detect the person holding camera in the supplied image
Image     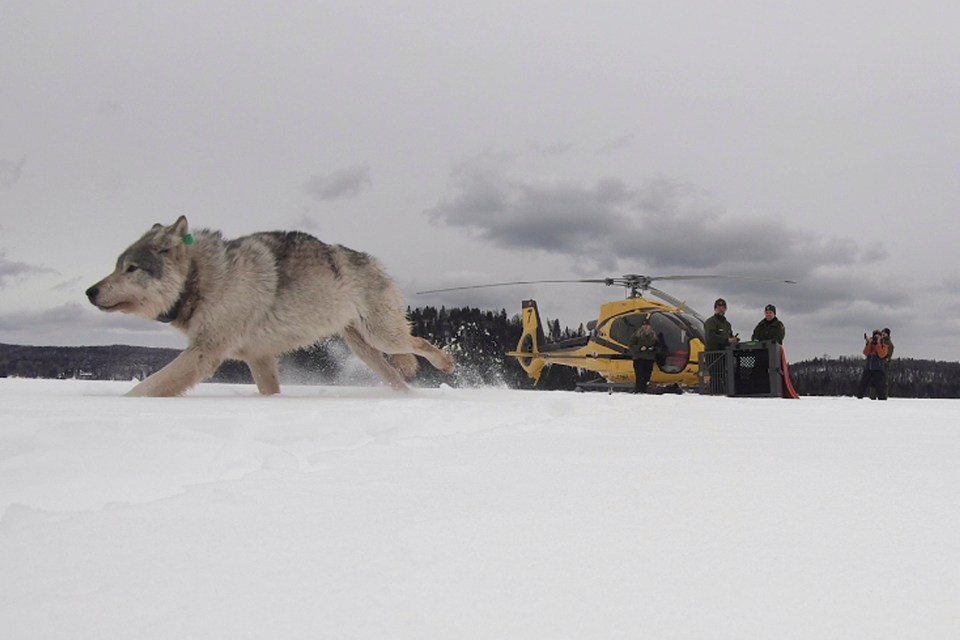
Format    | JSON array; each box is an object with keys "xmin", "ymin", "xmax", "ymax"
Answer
[
  {"xmin": 857, "ymin": 329, "xmax": 890, "ymax": 400},
  {"xmin": 628, "ymin": 316, "xmax": 661, "ymax": 393}
]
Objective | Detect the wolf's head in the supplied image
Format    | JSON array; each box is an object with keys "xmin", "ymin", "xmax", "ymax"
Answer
[{"xmin": 85, "ymin": 216, "xmax": 194, "ymax": 321}]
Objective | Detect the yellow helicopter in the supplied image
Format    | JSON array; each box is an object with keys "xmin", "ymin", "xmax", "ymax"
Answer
[{"xmin": 420, "ymin": 274, "xmax": 794, "ymax": 391}]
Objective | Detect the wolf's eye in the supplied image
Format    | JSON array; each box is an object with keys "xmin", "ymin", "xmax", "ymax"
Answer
[{"xmin": 125, "ymin": 264, "xmax": 139, "ymax": 274}]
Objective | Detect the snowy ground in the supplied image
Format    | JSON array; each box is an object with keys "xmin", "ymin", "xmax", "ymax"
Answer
[{"xmin": 1, "ymin": 378, "xmax": 958, "ymax": 639}]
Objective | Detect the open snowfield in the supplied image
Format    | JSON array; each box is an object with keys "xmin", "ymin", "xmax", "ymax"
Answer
[{"xmin": 1, "ymin": 378, "xmax": 958, "ymax": 639}]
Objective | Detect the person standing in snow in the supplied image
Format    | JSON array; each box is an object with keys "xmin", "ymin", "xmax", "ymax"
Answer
[
  {"xmin": 857, "ymin": 330, "xmax": 889, "ymax": 400},
  {"xmin": 881, "ymin": 327, "xmax": 895, "ymax": 397},
  {"xmin": 703, "ymin": 298, "xmax": 739, "ymax": 352},
  {"xmin": 747, "ymin": 304, "xmax": 786, "ymax": 393},
  {"xmin": 628, "ymin": 316, "xmax": 661, "ymax": 393}
]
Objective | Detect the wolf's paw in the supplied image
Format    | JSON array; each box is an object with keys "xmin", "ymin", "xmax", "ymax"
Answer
[{"xmin": 440, "ymin": 353, "xmax": 455, "ymax": 374}]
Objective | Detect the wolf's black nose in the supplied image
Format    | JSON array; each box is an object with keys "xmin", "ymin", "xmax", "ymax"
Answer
[{"xmin": 85, "ymin": 286, "xmax": 99, "ymax": 302}]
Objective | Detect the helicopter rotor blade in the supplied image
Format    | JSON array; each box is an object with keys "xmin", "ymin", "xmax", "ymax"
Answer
[
  {"xmin": 416, "ymin": 279, "xmax": 608, "ymax": 295},
  {"xmin": 417, "ymin": 274, "xmax": 797, "ymax": 295},
  {"xmin": 647, "ymin": 275, "xmax": 798, "ymax": 286}
]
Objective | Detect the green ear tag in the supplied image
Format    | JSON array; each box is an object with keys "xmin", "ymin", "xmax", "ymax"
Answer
[{"xmin": 182, "ymin": 233, "xmax": 195, "ymax": 245}]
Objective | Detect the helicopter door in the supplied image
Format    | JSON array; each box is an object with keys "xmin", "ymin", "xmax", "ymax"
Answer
[
  {"xmin": 653, "ymin": 314, "xmax": 695, "ymax": 373},
  {"xmin": 610, "ymin": 312, "xmax": 693, "ymax": 374}
]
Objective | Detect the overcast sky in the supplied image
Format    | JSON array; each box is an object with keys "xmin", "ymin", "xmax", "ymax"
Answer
[{"xmin": 2, "ymin": 1, "xmax": 958, "ymax": 362}]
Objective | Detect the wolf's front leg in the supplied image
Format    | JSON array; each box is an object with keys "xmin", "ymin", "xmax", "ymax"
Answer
[{"xmin": 127, "ymin": 347, "xmax": 223, "ymax": 397}]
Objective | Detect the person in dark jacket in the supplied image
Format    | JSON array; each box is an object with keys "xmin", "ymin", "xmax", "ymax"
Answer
[
  {"xmin": 881, "ymin": 328, "xmax": 894, "ymax": 397},
  {"xmin": 857, "ymin": 330, "xmax": 890, "ymax": 400},
  {"xmin": 752, "ymin": 304, "xmax": 785, "ymax": 344},
  {"xmin": 703, "ymin": 298, "xmax": 739, "ymax": 351},
  {"xmin": 748, "ymin": 304, "xmax": 786, "ymax": 394},
  {"xmin": 628, "ymin": 317, "xmax": 661, "ymax": 393}
]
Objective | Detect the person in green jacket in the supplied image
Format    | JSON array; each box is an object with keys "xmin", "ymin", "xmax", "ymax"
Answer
[
  {"xmin": 703, "ymin": 298, "xmax": 739, "ymax": 351},
  {"xmin": 752, "ymin": 304, "xmax": 785, "ymax": 344},
  {"xmin": 628, "ymin": 317, "xmax": 661, "ymax": 393},
  {"xmin": 748, "ymin": 304, "xmax": 786, "ymax": 394}
]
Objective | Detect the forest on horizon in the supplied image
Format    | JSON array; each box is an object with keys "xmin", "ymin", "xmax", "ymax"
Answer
[{"xmin": 2, "ymin": 306, "xmax": 959, "ymax": 398}]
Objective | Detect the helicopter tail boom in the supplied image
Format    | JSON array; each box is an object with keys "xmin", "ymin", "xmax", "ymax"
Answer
[{"xmin": 512, "ymin": 300, "xmax": 549, "ymax": 382}]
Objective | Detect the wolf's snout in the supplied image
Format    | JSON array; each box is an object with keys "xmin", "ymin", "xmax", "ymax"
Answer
[{"xmin": 85, "ymin": 285, "xmax": 99, "ymax": 303}]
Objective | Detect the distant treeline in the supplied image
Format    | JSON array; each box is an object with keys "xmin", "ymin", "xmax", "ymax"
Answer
[
  {"xmin": 788, "ymin": 357, "xmax": 960, "ymax": 398},
  {"xmin": 2, "ymin": 306, "xmax": 959, "ymax": 397}
]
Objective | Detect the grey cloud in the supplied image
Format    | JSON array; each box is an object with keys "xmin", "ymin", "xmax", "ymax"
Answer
[
  {"xmin": 0, "ymin": 253, "xmax": 54, "ymax": 287},
  {"xmin": 51, "ymin": 276, "xmax": 85, "ymax": 292},
  {"xmin": 0, "ymin": 157, "xmax": 26, "ymax": 189},
  {"xmin": 0, "ymin": 302, "xmax": 88, "ymax": 331},
  {"xmin": 427, "ymin": 157, "xmax": 893, "ymax": 313},
  {"xmin": 525, "ymin": 139, "xmax": 574, "ymax": 157},
  {"xmin": 430, "ymin": 161, "xmax": 851, "ymax": 270},
  {"xmin": 304, "ymin": 165, "xmax": 372, "ymax": 201},
  {"xmin": 96, "ymin": 100, "xmax": 121, "ymax": 116},
  {"xmin": 597, "ymin": 135, "xmax": 634, "ymax": 154},
  {"xmin": 0, "ymin": 303, "xmax": 182, "ymax": 347},
  {"xmin": 940, "ymin": 273, "xmax": 960, "ymax": 294}
]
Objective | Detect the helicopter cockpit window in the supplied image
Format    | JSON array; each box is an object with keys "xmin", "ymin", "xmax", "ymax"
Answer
[
  {"xmin": 676, "ymin": 310, "xmax": 705, "ymax": 342},
  {"xmin": 610, "ymin": 312, "xmax": 693, "ymax": 374}
]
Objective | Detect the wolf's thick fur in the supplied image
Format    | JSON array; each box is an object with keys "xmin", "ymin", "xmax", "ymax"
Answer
[{"xmin": 86, "ymin": 216, "xmax": 454, "ymax": 397}]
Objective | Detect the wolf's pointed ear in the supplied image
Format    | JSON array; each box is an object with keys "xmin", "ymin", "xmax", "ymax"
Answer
[
  {"xmin": 170, "ymin": 215, "xmax": 194, "ymax": 246},
  {"xmin": 171, "ymin": 215, "xmax": 189, "ymax": 236}
]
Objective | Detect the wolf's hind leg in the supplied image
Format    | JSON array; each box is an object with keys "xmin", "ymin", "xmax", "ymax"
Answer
[
  {"xmin": 342, "ymin": 325, "xmax": 408, "ymax": 391},
  {"xmin": 355, "ymin": 308, "xmax": 455, "ymax": 374},
  {"xmin": 375, "ymin": 333, "xmax": 454, "ymax": 374},
  {"xmin": 390, "ymin": 353, "xmax": 419, "ymax": 379},
  {"xmin": 247, "ymin": 355, "xmax": 281, "ymax": 395},
  {"xmin": 406, "ymin": 337, "xmax": 455, "ymax": 374}
]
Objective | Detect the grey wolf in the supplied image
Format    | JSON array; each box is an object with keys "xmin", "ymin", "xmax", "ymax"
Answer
[{"xmin": 85, "ymin": 216, "xmax": 454, "ymax": 396}]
